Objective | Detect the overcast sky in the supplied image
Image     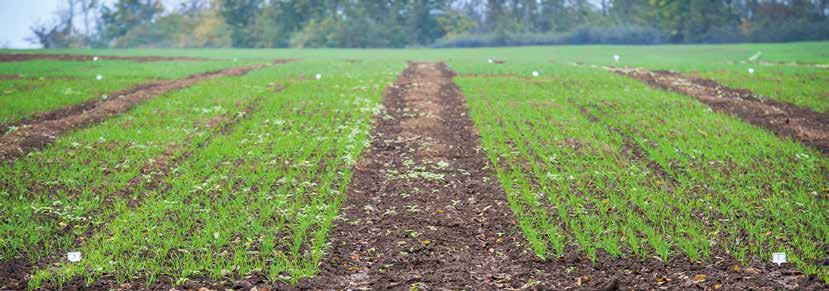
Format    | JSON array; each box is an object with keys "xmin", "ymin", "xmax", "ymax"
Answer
[
  {"xmin": 0, "ymin": 0, "xmax": 183, "ymax": 49},
  {"xmin": 0, "ymin": 0, "xmax": 64, "ymax": 48}
]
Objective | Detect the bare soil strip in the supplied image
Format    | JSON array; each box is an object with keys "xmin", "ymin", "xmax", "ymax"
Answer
[
  {"xmin": 297, "ymin": 63, "xmax": 823, "ymax": 290},
  {"xmin": 0, "ymin": 53, "xmax": 214, "ymax": 63},
  {"xmin": 297, "ymin": 62, "xmax": 527, "ymax": 289},
  {"xmin": 610, "ymin": 67, "xmax": 829, "ymax": 154},
  {"xmin": 0, "ymin": 258, "xmax": 30, "ymax": 290},
  {"xmin": 0, "ymin": 64, "xmax": 266, "ymax": 161},
  {"xmin": 0, "ymin": 82, "xmax": 160, "ymax": 135},
  {"xmin": 0, "ymin": 74, "xmax": 21, "ymax": 79}
]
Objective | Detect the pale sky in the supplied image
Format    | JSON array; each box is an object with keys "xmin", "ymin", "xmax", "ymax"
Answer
[
  {"xmin": 0, "ymin": 0, "xmax": 65, "ymax": 48},
  {"xmin": 0, "ymin": 0, "xmax": 184, "ymax": 49}
]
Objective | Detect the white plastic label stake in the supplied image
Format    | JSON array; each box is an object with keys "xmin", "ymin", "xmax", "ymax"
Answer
[
  {"xmin": 96, "ymin": 75, "xmax": 103, "ymax": 80},
  {"xmin": 67, "ymin": 251, "xmax": 82, "ymax": 262},
  {"xmin": 531, "ymin": 71, "xmax": 539, "ymax": 77},
  {"xmin": 747, "ymin": 68, "xmax": 755, "ymax": 74},
  {"xmin": 613, "ymin": 54, "xmax": 620, "ymax": 62},
  {"xmin": 315, "ymin": 73, "xmax": 322, "ymax": 80},
  {"xmin": 92, "ymin": 56, "xmax": 99, "ymax": 61},
  {"xmin": 748, "ymin": 51, "xmax": 762, "ymax": 62},
  {"xmin": 772, "ymin": 252, "xmax": 786, "ymax": 266}
]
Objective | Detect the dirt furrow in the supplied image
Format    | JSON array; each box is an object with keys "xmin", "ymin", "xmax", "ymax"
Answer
[
  {"xmin": 609, "ymin": 67, "xmax": 829, "ymax": 154},
  {"xmin": 296, "ymin": 62, "xmax": 823, "ymax": 290},
  {"xmin": 296, "ymin": 62, "xmax": 527, "ymax": 289},
  {"xmin": 0, "ymin": 64, "xmax": 267, "ymax": 161}
]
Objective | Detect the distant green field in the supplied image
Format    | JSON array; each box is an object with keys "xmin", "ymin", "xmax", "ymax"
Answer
[
  {"xmin": 3, "ymin": 41, "xmax": 828, "ymax": 113},
  {"xmin": 1, "ymin": 42, "xmax": 827, "ymax": 288},
  {"xmin": 0, "ymin": 59, "xmax": 256, "ymax": 124}
]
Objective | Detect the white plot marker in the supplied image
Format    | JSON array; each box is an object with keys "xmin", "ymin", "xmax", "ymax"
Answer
[
  {"xmin": 92, "ymin": 56, "xmax": 99, "ymax": 62},
  {"xmin": 772, "ymin": 252, "xmax": 786, "ymax": 266},
  {"xmin": 748, "ymin": 51, "xmax": 762, "ymax": 62},
  {"xmin": 532, "ymin": 71, "xmax": 539, "ymax": 77},
  {"xmin": 747, "ymin": 68, "xmax": 755, "ymax": 74},
  {"xmin": 67, "ymin": 251, "xmax": 82, "ymax": 263},
  {"xmin": 315, "ymin": 73, "xmax": 322, "ymax": 80},
  {"xmin": 96, "ymin": 75, "xmax": 103, "ymax": 80},
  {"xmin": 613, "ymin": 54, "xmax": 620, "ymax": 62},
  {"xmin": 488, "ymin": 59, "xmax": 494, "ymax": 64}
]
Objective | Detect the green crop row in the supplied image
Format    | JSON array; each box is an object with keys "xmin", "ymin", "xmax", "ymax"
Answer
[
  {"xmin": 455, "ymin": 63, "xmax": 828, "ymax": 282},
  {"xmin": 0, "ymin": 59, "xmax": 257, "ymax": 124},
  {"xmin": 435, "ymin": 42, "xmax": 829, "ymax": 113},
  {"xmin": 1, "ymin": 62, "xmax": 277, "ymax": 271},
  {"xmin": 5, "ymin": 42, "xmax": 828, "ymax": 113},
  {"xmin": 6, "ymin": 60, "xmax": 398, "ymax": 288},
  {"xmin": 692, "ymin": 65, "xmax": 829, "ymax": 113}
]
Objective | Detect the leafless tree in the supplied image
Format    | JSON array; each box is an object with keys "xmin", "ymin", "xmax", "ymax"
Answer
[
  {"xmin": 79, "ymin": 0, "xmax": 99, "ymax": 37},
  {"xmin": 28, "ymin": 0, "xmax": 78, "ymax": 48}
]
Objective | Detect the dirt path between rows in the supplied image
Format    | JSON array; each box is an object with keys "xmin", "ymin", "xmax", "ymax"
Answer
[
  {"xmin": 0, "ymin": 64, "xmax": 267, "ymax": 161},
  {"xmin": 0, "ymin": 53, "xmax": 214, "ymax": 63},
  {"xmin": 297, "ymin": 61, "xmax": 529, "ymax": 289},
  {"xmin": 609, "ymin": 67, "xmax": 829, "ymax": 154},
  {"xmin": 295, "ymin": 62, "xmax": 822, "ymax": 290}
]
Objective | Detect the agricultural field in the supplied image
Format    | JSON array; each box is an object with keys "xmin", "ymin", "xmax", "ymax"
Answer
[
  {"xmin": 0, "ymin": 42, "xmax": 827, "ymax": 290},
  {"xmin": 0, "ymin": 57, "xmax": 257, "ymax": 125}
]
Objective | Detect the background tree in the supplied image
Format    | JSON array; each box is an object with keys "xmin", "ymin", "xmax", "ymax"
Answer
[
  {"xmin": 28, "ymin": 0, "xmax": 829, "ymax": 48},
  {"xmin": 28, "ymin": 0, "xmax": 79, "ymax": 48},
  {"xmin": 218, "ymin": 0, "xmax": 262, "ymax": 47},
  {"xmin": 99, "ymin": 0, "xmax": 162, "ymax": 45}
]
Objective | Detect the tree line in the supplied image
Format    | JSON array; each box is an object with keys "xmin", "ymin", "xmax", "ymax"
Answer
[{"xmin": 30, "ymin": 0, "xmax": 829, "ymax": 48}]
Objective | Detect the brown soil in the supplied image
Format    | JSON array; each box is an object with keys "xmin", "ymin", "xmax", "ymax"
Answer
[
  {"xmin": 272, "ymin": 59, "xmax": 300, "ymax": 65},
  {"xmin": 0, "ymin": 74, "xmax": 21, "ymax": 80},
  {"xmin": 0, "ymin": 53, "xmax": 214, "ymax": 63},
  {"xmin": 292, "ymin": 62, "xmax": 823, "ymax": 290},
  {"xmin": 5, "ymin": 62, "xmax": 824, "ymax": 290},
  {"xmin": 611, "ymin": 67, "xmax": 829, "ymax": 154},
  {"xmin": 0, "ymin": 82, "xmax": 159, "ymax": 135},
  {"xmin": 291, "ymin": 61, "xmax": 523, "ymax": 289},
  {"xmin": 0, "ymin": 64, "xmax": 265, "ymax": 161},
  {"xmin": 0, "ymin": 258, "xmax": 31, "ymax": 290}
]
